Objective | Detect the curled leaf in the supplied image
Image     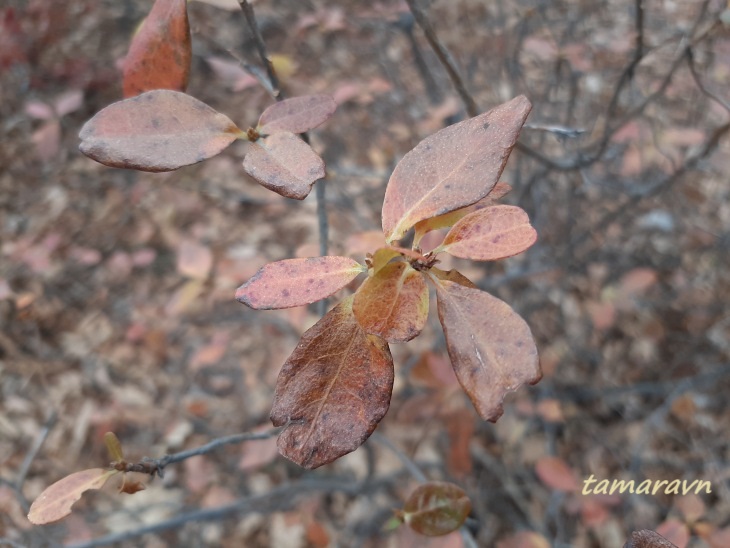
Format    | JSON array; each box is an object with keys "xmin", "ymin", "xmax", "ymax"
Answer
[
  {"xmin": 431, "ymin": 268, "xmax": 477, "ymax": 288},
  {"xmin": 440, "ymin": 205, "xmax": 537, "ymax": 261},
  {"xmin": 403, "ymin": 481, "xmax": 472, "ymax": 537},
  {"xmin": 243, "ymin": 132, "xmax": 325, "ymax": 199},
  {"xmin": 258, "ymin": 95, "xmax": 337, "ymax": 135},
  {"xmin": 123, "ymin": 0, "xmax": 191, "ymax": 97},
  {"xmin": 28, "ymin": 469, "xmax": 118, "ymax": 525},
  {"xmin": 368, "ymin": 247, "xmax": 402, "ymax": 275},
  {"xmin": 236, "ymin": 256, "xmax": 364, "ymax": 310},
  {"xmin": 79, "ymin": 90, "xmax": 241, "ymax": 172},
  {"xmin": 104, "ymin": 432, "xmax": 124, "ymax": 462},
  {"xmin": 353, "ymin": 262, "xmax": 428, "ymax": 342},
  {"xmin": 270, "ymin": 298, "xmax": 394, "ymax": 468},
  {"xmin": 382, "ymin": 96, "xmax": 531, "ymax": 242},
  {"xmin": 433, "ymin": 279, "xmax": 541, "ymax": 421}
]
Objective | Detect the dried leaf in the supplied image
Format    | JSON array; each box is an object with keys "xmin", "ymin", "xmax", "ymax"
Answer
[
  {"xmin": 270, "ymin": 298, "xmax": 393, "ymax": 468},
  {"xmin": 243, "ymin": 132, "xmax": 325, "ymax": 199},
  {"xmin": 28, "ymin": 469, "xmax": 118, "ymax": 525},
  {"xmin": 122, "ymin": 0, "xmax": 191, "ymax": 97},
  {"xmin": 79, "ymin": 90, "xmax": 241, "ymax": 172},
  {"xmin": 258, "ymin": 95, "xmax": 337, "ymax": 135},
  {"xmin": 103, "ymin": 432, "xmax": 124, "ymax": 462},
  {"xmin": 534, "ymin": 456, "xmax": 579, "ymax": 492},
  {"xmin": 177, "ymin": 239, "xmax": 213, "ymax": 279},
  {"xmin": 496, "ymin": 531, "xmax": 551, "ymax": 548},
  {"xmin": 402, "ymin": 481, "xmax": 472, "ymax": 537},
  {"xmin": 624, "ymin": 530, "xmax": 679, "ymax": 548},
  {"xmin": 434, "ymin": 279, "xmax": 541, "ymax": 421},
  {"xmin": 655, "ymin": 519, "xmax": 689, "ymax": 548},
  {"xmin": 236, "ymin": 256, "xmax": 364, "ymax": 310},
  {"xmin": 353, "ymin": 262, "xmax": 428, "ymax": 342},
  {"xmin": 440, "ymin": 205, "xmax": 537, "ymax": 261},
  {"xmin": 54, "ymin": 90, "xmax": 84, "ymax": 118},
  {"xmin": 382, "ymin": 96, "xmax": 532, "ymax": 242}
]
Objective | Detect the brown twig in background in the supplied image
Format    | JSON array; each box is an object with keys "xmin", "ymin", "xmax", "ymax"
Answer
[{"xmin": 237, "ymin": 0, "xmax": 280, "ymax": 100}]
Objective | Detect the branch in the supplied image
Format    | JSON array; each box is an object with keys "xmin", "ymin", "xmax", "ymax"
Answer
[{"xmin": 237, "ymin": 0, "xmax": 280, "ymax": 99}]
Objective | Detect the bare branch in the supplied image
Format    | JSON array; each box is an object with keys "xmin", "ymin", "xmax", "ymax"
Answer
[{"xmin": 237, "ymin": 0, "xmax": 280, "ymax": 99}]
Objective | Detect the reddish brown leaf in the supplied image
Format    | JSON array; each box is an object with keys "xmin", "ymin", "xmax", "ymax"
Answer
[
  {"xmin": 270, "ymin": 298, "xmax": 393, "ymax": 468},
  {"xmin": 624, "ymin": 530, "xmax": 679, "ymax": 548},
  {"xmin": 28, "ymin": 469, "xmax": 118, "ymax": 525},
  {"xmin": 382, "ymin": 96, "xmax": 532, "ymax": 242},
  {"xmin": 402, "ymin": 481, "xmax": 472, "ymax": 537},
  {"xmin": 440, "ymin": 205, "xmax": 537, "ymax": 261},
  {"xmin": 243, "ymin": 132, "xmax": 325, "ymax": 199},
  {"xmin": 433, "ymin": 279, "xmax": 541, "ymax": 421},
  {"xmin": 122, "ymin": 0, "xmax": 191, "ymax": 97},
  {"xmin": 353, "ymin": 261, "xmax": 428, "ymax": 342},
  {"xmin": 534, "ymin": 456, "xmax": 579, "ymax": 492},
  {"xmin": 79, "ymin": 90, "xmax": 241, "ymax": 172},
  {"xmin": 258, "ymin": 95, "xmax": 337, "ymax": 135},
  {"xmin": 369, "ymin": 247, "xmax": 402, "ymax": 275},
  {"xmin": 236, "ymin": 256, "xmax": 364, "ymax": 310}
]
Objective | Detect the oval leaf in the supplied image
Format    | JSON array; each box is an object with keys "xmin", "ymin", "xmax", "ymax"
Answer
[
  {"xmin": 270, "ymin": 297, "xmax": 394, "ymax": 468},
  {"xmin": 258, "ymin": 95, "xmax": 337, "ymax": 135},
  {"xmin": 236, "ymin": 256, "xmax": 364, "ymax": 310},
  {"xmin": 103, "ymin": 432, "xmax": 124, "ymax": 462},
  {"xmin": 382, "ymin": 96, "xmax": 532, "ymax": 242},
  {"xmin": 534, "ymin": 456, "xmax": 579, "ymax": 492},
  {"xmin": 431, "ymin": 268, "xmax": 477, "ymax": 289},
  {"xmin": 434, "ymin": 279, "xmax": 541, "ymax": 421},
  {"xmin": 123, "ymin": 0, "xmax": 191, "ymax": 97},
  {"xmin": 624, "ymin": 530, "xmax": 679, "ymax": 548},
  {"xmin": 440, "ymin": 205, "xmax": 537, "ymax": 261},
  {"xmin": 79, "ymin": 90, "xmax": 240, "ymax": 172},
  {"xmin": 243, "ymin": 132, "xmax": 325, "ymax": 199},
  {"xmin": 353, "ymin": 262, "xmax": 428, "ymax": 342},
  {"xmin": 403, "ymin": 481, "xmax": 472, "ymax": 537},
  {"xmin": 28, "ymin": 469, "xmax": 118, "ymax": 525}
]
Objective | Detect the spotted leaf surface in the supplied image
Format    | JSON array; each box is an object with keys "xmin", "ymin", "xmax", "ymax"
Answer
[{"xmin": 258, "ymin": 95, "xmax": 337, "ymax": 135}]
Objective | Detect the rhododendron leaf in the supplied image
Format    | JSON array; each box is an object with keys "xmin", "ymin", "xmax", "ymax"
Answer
[
  {"xmin": 431, "ymin": 268, "xmax": 477, "ymax": 288},
  {"xmin": 242, "ymin": 132, "xmax": 325, "ymax": 200},
  {"xmin": 236, "ymin": 256, "xmax": 364, "ymax": 310},
  {"xmin": 369, "ymin": 247, "xmax": 402, "ymax": 275},
  {"xmin": 382, "ymin": 96, "xmax": 531, "ymax": 242},
  {"xmin": 440, "ymin": 205, "xmax": 537, "ymax": 261},
  {"xmin": 28, "ymin": 469, "xmax": 118, "ymax": 525},
  {"xmin": 270, "ymin": 297, "xmax": 393, "ymax": 468},
  {"xmin": 353, "ymin": 262, "xmax": 428, "ymax": 343},
  {"xmin": 434, "ymin": 279, "xmax": 541, "ymax": 421},
  {"xmin": 624, "ymin": 530, "xmax": 678, "ymax": 548},
  {"xmin": 258, "ymin": 95, "xmax": 337, "ymax": 135},
  {"xmin": 402, "ymin": 481, "xmax": 472, "ymax": 537},
  {"xmin": 79, "ymin": 90, "xmax": 241, "ymax": 172},
  {"xmin": 123, "ymin": 0, "xmax": 191, "ymax": 97}
]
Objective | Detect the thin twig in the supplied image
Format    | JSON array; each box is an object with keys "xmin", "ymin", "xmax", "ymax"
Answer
[
  {"xmin": 237, "ymin": 0, "xmax": 280, "ymax": 99},
  {"xmin": 16, "ymin": 413, "xmax": 57, "ymax": 491},
  {"xmin": 404, "ymin": 0, "xmax": 479, "ymax": 117},
  {"xmin": 686, "ymin": 47, "xmax": 730, "ymax": 114}
]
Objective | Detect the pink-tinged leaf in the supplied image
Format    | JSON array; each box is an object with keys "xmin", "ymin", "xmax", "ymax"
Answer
[
  {"xmin": 624, "ymin": 530, "xmax": 680, "ymax": 548},
  {"xmin": 258, "ymin": 95, "xmax": 337, "ymax": 135},
  {"xmin": 28, "ymin": 469, "xmax": 118, "ymax": 525},
  {"xmin": 54, "ymin": 90, "xmax": 84, "ymax": 118},
  {"xmin": 25, "ymin": 101, "xmax": 55, "ymax": 120},
  {"xmin": 402, "ymin": 482, "xmax": 472, "ymax": 537},
  {"xmin": 353, "ymin": 262, "xmax": 428, "ymax": 342},
  {"xmin": 440, "ymin": 205, "xmax": 537, "ymax": 261},
  {"xmin": 534, "ymin": 456, "xmax": 579, "ymax": 492},
  {"xmin": 122, "ymin": 0, "xmax": 191, "ymax": 97},
  {"xmin": 79, "ymin": 90, "xmax": 241, "ymax": 172},
  {"xmin": 655, "ymin": 520, "xmax": 689, "ymax": 548},
  {"xmin": 382, "ymin": 95, "xmax": 532, "ymax": 242},
  {"xmin": 270, "ymin": 297, "xmax": 393, "ymax": 468},
  {"xmin": 32, "ymin": 121, "xmax": 61, "ymax": 161},
  {"xmin": 236, "ymin": 256, "xmax": 364, "ymax": 310},
  {"xmin": 433, "ymin": 279, "xmax": 541, "ymax": 421},
  {"xmin": 177, "ymin": 239, "xmax": 213, "ymax": 279},
  {"xmin": 242, "ymin": 132, "xmax": 325, "ymax": 199}
]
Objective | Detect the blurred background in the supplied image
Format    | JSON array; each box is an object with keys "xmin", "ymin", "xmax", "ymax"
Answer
[{"xmin": 1, "ymin": 0, "xmax": 729, "ymax": 546}]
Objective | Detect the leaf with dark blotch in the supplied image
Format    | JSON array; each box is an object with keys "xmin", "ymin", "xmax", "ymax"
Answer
[
  {"xmin": 242, "ymin": 132, "xmax": 325, "ymax": 199},
  {"xmin": 434, "ymin": 279, "xmax": 541, "ymax": 421},
  {"xmin": 382, "ymin": 96, "xmax": 531, "ymax": 242},
  {"xmin": 236, "ymin": 256, "xmax": 364, "ymax": 310},
  {"xmin": 258, "ymin": 95, "xmax": 337, "ymax": 135},
  {"xmin": 28, "ymin": 469, "xmax": 119, "ymax": 525},
  {"xmin": 123, "ymin": 0, "xmax": 191, "ymax": 97},
  {"xmin": 431, "ymin": 268, "xmax": 477, "ymax": 288},
  {"xmin": 79, "ymin": 90, "xmax": 241, "ymax": 172},
  {"xmin": 270, "ymin": 297, "xmax": 393, "ymax": 468},
  {"xmin": 413, "ymin": 182, "xmax": 512, "ymax": 246},
  {"xmin": 624, "ymin": 530, "xmax": 678, "ymax": 548},
  {"xmin": 402, "ymin": 481, "xmax": 472, "ymax": 537},
  {"xmin": 440, "ymin": 205, "xmax": 537, "ymax": 261},
  {"xmin": 353, "ymin": 262, "xmax": 428, "ymax": 343}
]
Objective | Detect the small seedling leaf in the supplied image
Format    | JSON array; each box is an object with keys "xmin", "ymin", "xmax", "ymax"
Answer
[
  {"xmin": 28, "ymin": 469, "xmax": 118, "ymax": 525},
  {"xmin": 123, "ymin": 0, "xmax": 191, "ymax": 97},
  {"xmin": 104, "ymin": 432, "xmax": 124, "ymax": 462},
  {"xmin": 270, "ymin": 297, "xmax": 393, "ymax": 468},
  {"xmin": 434, "ymin": 279, "xmax": 541, "ymax": 421},
  {"xmin": 242, "ymin": 132, "xmax": 325, "ymax": 199},
  {"xmin": 79, "ymin": 90, "xmax": 240, "ymax": 172},
  {"xmin": 402, "ymin": 481, "xmax": 472, "ymax": 537},
  {"xmin": 382, "ymin": 96, "xmax": 531, "ymax": 242},
  {"xmin": 353, "ymin": 262, "xmax": 428, "ymax": 342},
  {"xmin": 258, "ymin": 95, "xmax": 337, "ymax": 135},
  {"xmin": 236, "ymin": 256, "xmax": 364, "ymax": 310},
  {"xmin": 440, "ymin": 205, "xmax": 537, "ymax": 261}
]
